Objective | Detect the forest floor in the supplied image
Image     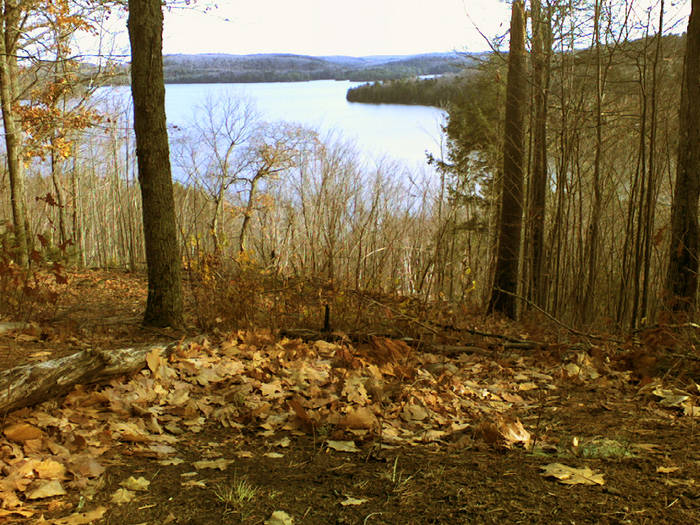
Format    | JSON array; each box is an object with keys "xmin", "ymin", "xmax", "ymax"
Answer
[{"xmin": 0, "ymin": 269, "xmax": 699, "ymax": 524}]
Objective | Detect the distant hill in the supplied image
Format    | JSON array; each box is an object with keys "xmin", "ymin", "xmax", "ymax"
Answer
[{"xmin": 159, "ymin": 52, "xmax": 482, "ymax": 84}]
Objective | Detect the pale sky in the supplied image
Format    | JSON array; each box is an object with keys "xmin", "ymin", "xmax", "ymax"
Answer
[
  {"xmin": 86, "ymin": 0, "xmax": 690, "ymax": 60},
  {"xmin": 112, "ymin": 0, "xmax": 513, "ymax": 57}
]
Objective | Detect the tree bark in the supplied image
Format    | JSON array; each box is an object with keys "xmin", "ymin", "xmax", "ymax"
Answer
[
  {"xmin": 0, "ymin": 0, "xmax": 29, "ymax": 267},
  {"xmin": 527, "ymin": 0, "xmax": 551, "ymax": 308},
  {"xmin": 488, "ymin": 0, "xmax": 527, "ymax": 319},
  {"xmin": 582, "ymin": 0, "xmax": 604, "ymax": 324},
  {"xmin": 666, "ymin": 0, "xmax": 700, "ymax": 311},
  {"xmin": 0, "ymin": 343, "xmax": 175, "ymax": 414},
  {"xmin": 128, "ymin": 0, "xmax": 183, "ymax": 327}
]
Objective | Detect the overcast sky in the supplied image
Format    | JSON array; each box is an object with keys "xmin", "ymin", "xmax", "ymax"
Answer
[
  {"xmin": 88, "ymin": 0, "xmax": 690, "ymax": 60},
  {"xmin": 157, "ymin": 0, "xmax": 512, "ymax": 56}
]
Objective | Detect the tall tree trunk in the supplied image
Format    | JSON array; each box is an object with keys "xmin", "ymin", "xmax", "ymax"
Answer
[
  {"xmin": 582, "ymin": 0, "xmax": 604, "ymax": 324},
  {"xmin": 527, "ymin": 0, "xmax": 552, "ymax": 308},
  {"xmin": 488, "ymin": 0, "xmax": 527, "ymax": 318},
  {"xmin": 666, "ymin": 0, "xmax": 700, "ymax": 312},
  {"xmin": 128, "ymin": 0, "xmax": 183, "ymax": 327},
  {"xmin": 0, "ymin": 0, "xmax": 28, "ymax": 267}
]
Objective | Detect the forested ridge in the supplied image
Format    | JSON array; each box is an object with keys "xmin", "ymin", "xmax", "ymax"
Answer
[
  {"xmin": 100, "ymin": 52, "xmax": 472, "ymax": 84},
  {"xmin": 0, "ymin": 0, "xmax": 699, "ymax": 523}
]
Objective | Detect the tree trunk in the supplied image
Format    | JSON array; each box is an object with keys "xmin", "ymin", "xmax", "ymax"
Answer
[
  {"xmin": 238, "ymin": 171, "xmax": 265, "ymax": 254},
  {"xmin": 582, "ymin": 0, "xmax": 604, "ymax": 324},
  {"xmin": 488, "ymin": 0, "xmax": 527, "ymax": 318},
  {"xmin": 0, "ymin": 0, "xmax": 29, "ymax": 267},
  {"xmin": 527, "ymin": 0, "xmax": 551, "ymax": 308},
  {"xmin": 666, "ymin": 0, "xmax": 700, "ymax": 311},
  {"xmin": 128, "ymin": 0, "xmax": 183, "ymax": 327},
  {"xmin": 50, "ymin": 146, "xmax": 69, "ymax": 246}
]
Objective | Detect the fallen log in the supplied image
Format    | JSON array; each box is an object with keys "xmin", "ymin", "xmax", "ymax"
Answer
[{"xmin": 0, "ymin": 342, "xmax": 177, "ymax": 414}]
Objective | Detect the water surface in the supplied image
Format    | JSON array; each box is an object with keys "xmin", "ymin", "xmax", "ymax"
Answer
[{"xmin": 107, "ymin": 80, "xmax": 446, "ymax": 171}]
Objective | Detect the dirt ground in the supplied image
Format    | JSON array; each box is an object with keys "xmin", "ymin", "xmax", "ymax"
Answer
[{"xmin": 0, "ymin": 270, "xmax": 698, "ymax": 524}]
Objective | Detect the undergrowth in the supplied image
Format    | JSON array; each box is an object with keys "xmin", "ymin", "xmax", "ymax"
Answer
[
  {"xmin": 184, "ymin": 252, "xmax": 469, "ymax": 338},
  {"xmin": 0, "ymin": 252, "xmax": 67, "ymax": 323}
]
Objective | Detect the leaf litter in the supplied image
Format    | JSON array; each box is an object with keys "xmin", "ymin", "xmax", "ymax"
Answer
[{"xmin": 0, "ymin": 326, "xmax": 698, "ymax": 522}]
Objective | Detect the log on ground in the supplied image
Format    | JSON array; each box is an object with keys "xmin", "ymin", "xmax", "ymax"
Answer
[{"xmin": 0, "ymin": 342, "xmax": 177, "ymax": 414}]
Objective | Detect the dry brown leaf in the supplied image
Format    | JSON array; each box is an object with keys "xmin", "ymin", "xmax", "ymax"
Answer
[
  {"xmin": 26, "ymin": 480, "xmax": 66, "ymax": 499},
  {"xmin": 540, "ymin": 463, "xmax": 605, "ymax": 485},
  {"xmin": 111, "ymin": 488, "xmax": 135, "ymax": 504},
  {"xmin": 51, "ymin": 506, "xmax": 107, "ymax": 525},
  {"xmin": 4, "ymin": 423, "xmax": 43, "ymax": 442},
  {"xmin": 119, "ymin": 476, "xmax": 150, "ymax": 491},
  {"xmin": 34, "ymin": 459, "xmax": 66, "ymax": 480},
  {"xmin": 288, "ymin": 396, "xmax": 315, "ymax": 432},
  {"xmin": 0, "ymin": 507, "xmax": 34, "ymax": 519},
  {"xmin": 0, "ymin": 489, "xmax": 23, "ymax": 508},
  {"xmin": 401, "ymin": 403, "xmax": 429, "ymax": 422},
  {"xmin": 265, "ymin": 510, "xmax": 294, "ymax": 525},
  {"xmin": 326, "ymin": 440, "xmax": 360, "ymax": 453},
  {"xmin": 193, "ymin": 458, "xmax": 233, "ymax": 470},
  {"xmin": 68, "ymin": 454, "xmax": 105, "ymax": 479},
  {"xmin": 657, "ymin": 466, "xmax": 680, "ymax": 474},
  {"xmin": 338, "ymin": 407, "xmax": 378, "ymax": 430}
]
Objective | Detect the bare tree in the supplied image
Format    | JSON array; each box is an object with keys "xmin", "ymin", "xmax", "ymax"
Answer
[{"xmin": 176, "ymin": 96, "xmax": 258, "ymax": 254}]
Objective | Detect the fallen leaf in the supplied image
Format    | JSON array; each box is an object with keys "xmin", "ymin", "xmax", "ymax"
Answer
[
  {"xmin": 193, "ymin": 458, "xmax": 233, "ymax": 470},
  {"xmin": 181, "ymin": 479, "xmax": 207, "ymax": 488},
  {"xmin": 26, "ymin": 480, "xmax": 67, "ymax": 499},
  {"xmin": 518, "ymin": 382, "xmax": 538, "ymax": 391},
  {"xmin": 340, "ymin": 496, "xmax": 368, "ymax": 506},
  {"xmin": 682, "ymin": 401, "xmax": 700, "ymax": 417},
  {"xmin": 401, "ymin": 403, "xmax": 429, "ymax": 422},
  {"xmin": 326, "ymin": 440, "xmax": 360, "ymax": 453},
  {"xmin": 0, "ymin": 508, "xmax": 34, "ymax": 518},
  {"xmin": 265, "ymin": 510, "xmax": 294, "ymax": 525},
  {"xmin": 263, "ymin": 452, "xmax": 284, "ymax": 458},
  {"xmin": 159, "ymin": 457, "xmax": 185, "ymax": 466},
  {"xmin": 34, "ymin": 459, "xmax": 66, "ymax": 480},
  {"xmin": 0, "ymin": 490, "xmax": 23, "ymax": 508},
  {"xmin": 339, "ymin": 407, "xmax": 378, "ymax": 430},
  {"xmin": 120, "ymin": 476, "xmax": 150, "ymax": 491},
  {"xmin": 52, "ymin": 507, "xmax": 107, "ymax": 525},
  {"xmin": 540, "ymin": 463, "xmax": 605, "ymax": 485},
  {"xmin": 657, "ymin": 466, "xmax": 680, "ymax": 474},
  {"xmin": 111, "ymin": 488, "xmax": 136, "ymax": 504},
  {"xmin": 652, "ymin": 388, "xmax": 689, "ymax": 407},
  {"xmin": 663, "ymin": 478, "xmax": 696, "ymax": 487},
  {"xmin": 4, "ymin": 423, "xmax": 43, "ymax": 442},
  {"xmin": 68, "ymin": 455, "xmax": 105, "ymax": 478},
  {"xmin": 273, "ymin": 437, "xmax": 291, "ymax": 448}
]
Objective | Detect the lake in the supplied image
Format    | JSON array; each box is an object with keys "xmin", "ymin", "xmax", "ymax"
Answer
[{"xmin": 105, "ymin": 81, "xmax": 446, "ymax": 172}]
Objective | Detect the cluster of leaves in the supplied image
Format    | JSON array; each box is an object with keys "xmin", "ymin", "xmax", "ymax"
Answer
[{"xmin": 18, "ymin": 77, "xmax": 102, "ymax": 162}]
